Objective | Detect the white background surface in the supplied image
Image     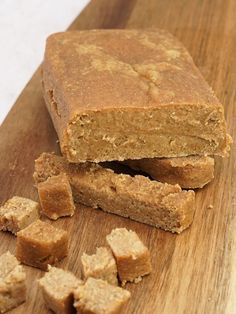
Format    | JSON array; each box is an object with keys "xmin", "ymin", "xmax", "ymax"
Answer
[{"xmin": 0, "ymin": 0, "xmax": 90, "ymax": 125}]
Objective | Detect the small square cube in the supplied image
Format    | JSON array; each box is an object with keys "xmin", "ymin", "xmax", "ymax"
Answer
[
  {"xmin": 16, "ymin": 219, "xmax": 68, "ymax": 270},
  {"xmin": 0, "ymin": 251, "xmax": 26, "ymax": 313},
  {"xmin": 106, "ymin": 228, "xmax": 152, "ymax": 285},
  {"xmin": 39, "ymin": 266, "xmax": 82, "ymax": 314},
  {"xmin": 73, "ymin": 278, "xmax": 130, "ymax": 314},
  {"xmin": 81, "ymin": 247, "xmax": 118, "ymax": 285},
  {"xmin": 0, "ymin": 196, "xmax": 39, "ymax": 234},
  {"xmin": 38, "ymin": 173, "xmax": 75, "ymax": 220}
]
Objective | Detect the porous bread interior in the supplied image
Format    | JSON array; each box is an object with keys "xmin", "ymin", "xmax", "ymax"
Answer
[
  {"xmin": 0, "ymin": 251, "xmax": 20, "ymax": 278},
  {"xmin": 0, "ymin": 252, "xmax": 26, "ymax": 313},
  {"xmin": 39, "ymin": 266, "xmax": 80, "ymax": 299},
  {"xmin": 74, "ymin": 278, "xmax": 130, "ymax": 312},
  {"xmin": 82, "ymin": 247, "xmax": 116, "ymax": 272}
]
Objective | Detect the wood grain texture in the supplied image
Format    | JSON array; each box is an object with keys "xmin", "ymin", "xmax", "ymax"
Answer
[{"xmin": 0, "ymin": 0, "xmax": 235, "ymax": 313}]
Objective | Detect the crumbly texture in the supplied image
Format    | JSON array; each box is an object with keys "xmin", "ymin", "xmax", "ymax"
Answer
[
  {"xmin": 16, "ymin": 219, "xmax": 68, "ymax": 270},
  {"xmin": 38, "ymin": 266, "xmax": 82, "ymax": 314},
  {"xmin": 81, "ymin": 247, "xmax": 118, "ymax": 285},
  {"xmin": 33, "ymin": 153, "xmax": 195, "ymax": 233},
  {"xmin": 0, "ymin": 196, "xmax": 39, "ymax": 234},
  {"xmin": 0, "ymin": 251, "xmax": 26, "ymax": 313},
  {"xmin": 106, "ymin": 228, "xmax": 152, "ymax": 285},
  {"xmin": 38, "ymin": 173, "xmax": 75, "ymax": 220},
  {"xmin": 124, "ymin": 155, "xmax": 215, "ymax": 189},
  {"xmin": 73, "ymin": 278, "xmax": 130, "ymax": 314},
  {"xmin": 43, "ymin": 29, "xmax": 231, "ymax": 163}
]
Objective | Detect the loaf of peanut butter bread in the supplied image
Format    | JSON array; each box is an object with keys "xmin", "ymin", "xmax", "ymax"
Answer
[{"xmin": 43, "ymin": 29, "xmax": 231, "ymax": 163}]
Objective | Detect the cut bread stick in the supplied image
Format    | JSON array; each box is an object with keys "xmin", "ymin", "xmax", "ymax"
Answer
[{"xmin": 34, "ymin": 153, "xmax": 195, "ymax": 233}]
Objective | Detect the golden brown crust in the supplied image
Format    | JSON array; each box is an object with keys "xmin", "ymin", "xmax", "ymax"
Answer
[
  {"xmin": 43, "ymin": 29, "xmax": 231, "ymax": 162},
  {"xmin": 124, "ymin": 156, "xmax": 215, "ymax": 189},
  {"xmin": 33, "ymin": 153, "xmax": 195, "ymax": 233}
]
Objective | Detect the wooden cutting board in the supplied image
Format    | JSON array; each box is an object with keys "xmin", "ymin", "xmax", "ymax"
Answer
[{"xmin": 0, "ymin": 0, "xmax": 235, "ymax": 313}]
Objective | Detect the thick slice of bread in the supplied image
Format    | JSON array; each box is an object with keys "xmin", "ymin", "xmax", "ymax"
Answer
[
  {"xmin": 124, "ymin": 156, "xmax": 214, "ymax": 188},
  {"xmin": 34, "ymin": 153, "xmax": 195, "ymax": 233}
]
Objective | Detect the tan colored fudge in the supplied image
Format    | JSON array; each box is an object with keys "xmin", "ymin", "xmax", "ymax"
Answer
[
  {"xmin": 0, "ymin": 196, "xmax": 39, "ymax": 234},
  {"xmin": 38, "ymin": 173, "xmax": 75, "ymax": 220},
  {"xmin": 16, "ymin": 219, "xmax": 68, "ymax": 270},
  {"xmin": 0, "ymin": 251, "xmax": 26, "ymax": 313},
  {"xmin": 81, "ymin": 247, "xmax": 118, "ymax": 285},
  {"xmin": 73, "ymin": 278, "xmax": 130, "ymax": 314},
  {"xmin": 106, "ymin": 228, "xmax": 152, "ymax": 285},
  {"xmin": 39, "ymin": 266, "xmax": 82, "ymax": 314},
  {"xmin": 33, "ymin": 153, "xmax": 195, "ymax": 233},
  {"xmin": 124, "ymin": 155, "xmax": 215, "ymax": 189},
  {"xmin": 43, "ymin": 29, "xmax": 231, "ymax": 163}
]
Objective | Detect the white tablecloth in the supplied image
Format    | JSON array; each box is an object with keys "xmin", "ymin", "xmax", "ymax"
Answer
[{"xmin": 0, "ymin": 0, "xmax": 90, "ymax": 124}]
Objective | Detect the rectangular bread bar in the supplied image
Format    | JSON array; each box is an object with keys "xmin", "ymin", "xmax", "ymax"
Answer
[
  {"xmin": 43, "ymin": 29, "xmax": 231, "ymax": 163},
  {"xmin": 124, "ymin": 156, "xmax": 214, "ymax": 189},
  {"xmin": 33, "ymin": 153, "xmax": 195, "ymax": 233}
]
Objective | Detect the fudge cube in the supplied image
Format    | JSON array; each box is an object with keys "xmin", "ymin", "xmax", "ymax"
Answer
[
  {"xmin": 73, "ymin": 278, "xmax": 130, "ymax": 314},
  {"xmin": 106, "ymin": 228, "xmax": 152, "ymax": 285},
  {"xmin": 16, "ymin": 219, "xmax": 68, "ymax": 270},
  {"xmin": 38, "ymin": 173, "xmax": 75, "ymax": 220},
  {"xmin": 81, "ymin": 247, "xmax": 118, "ymax": 285},
  {"xmin": 0, "ymin": 196, "xmax": 39, "ymax": 234},
  {"xmin": 39, "ymin": 266, "xmax": 82, "ymax": 314},
  {"xmin": 0, "ymin": 251, "xmax": 26, "ymax": 313}
]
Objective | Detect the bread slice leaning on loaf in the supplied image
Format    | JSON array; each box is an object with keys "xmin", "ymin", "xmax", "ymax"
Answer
[
  {"xmin": 33, "ymin": 153, "xmax": 195, "ymax": 233},
  {"xmin": 124, "ymin": 155, "xmax": 215, "ymax": 189}
]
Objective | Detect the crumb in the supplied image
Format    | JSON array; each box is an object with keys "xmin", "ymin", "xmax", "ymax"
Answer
[
  {"xmin": 207, "ymin": 204, "xmax": 213, "ymax": 209},
  {"xmin": 134, "ymin": 276, "xmax": 142, "ymax": 284},
  {"xmin": 9, "ymin": 158, "xmax": 18, "ymax": 171}
]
